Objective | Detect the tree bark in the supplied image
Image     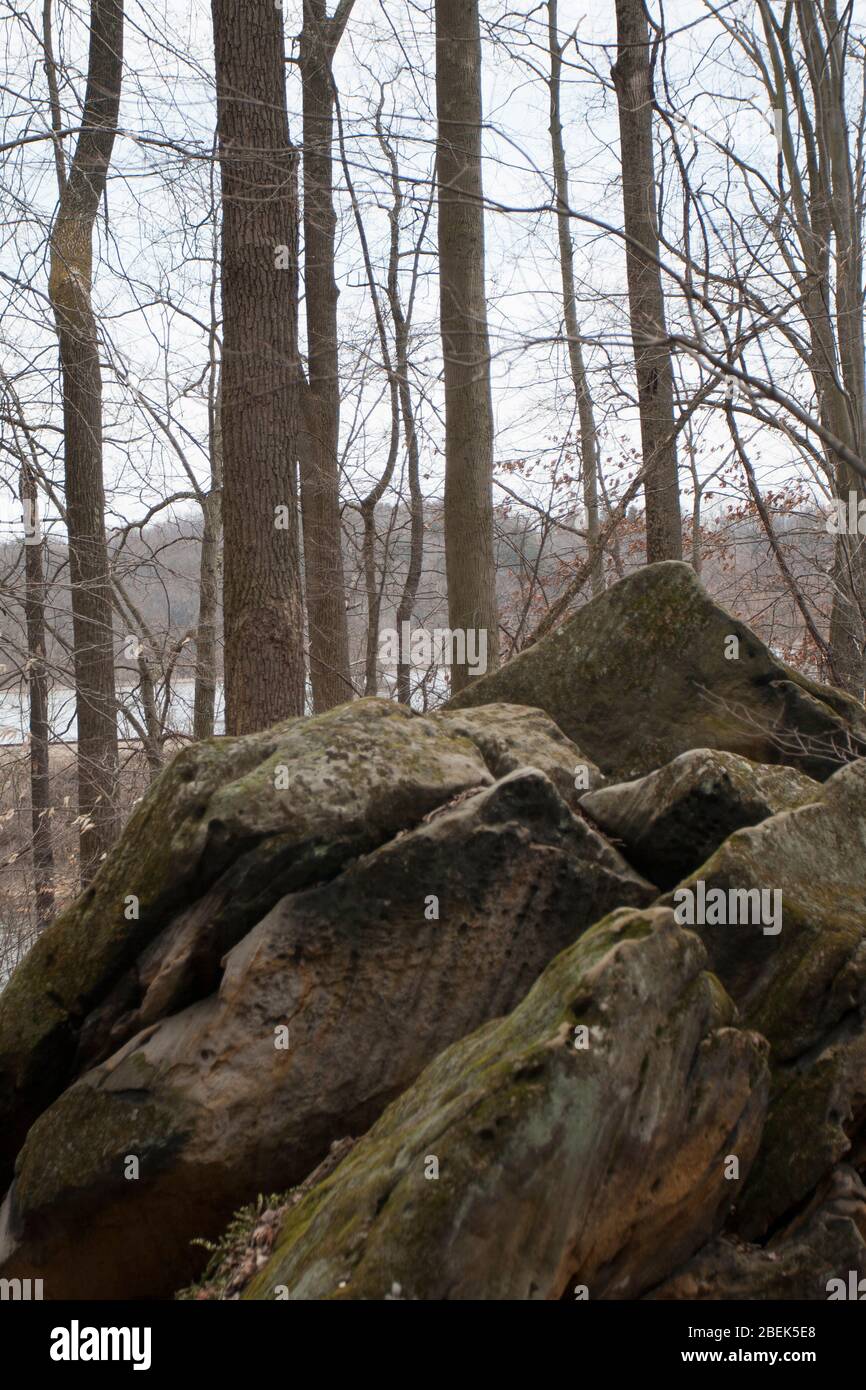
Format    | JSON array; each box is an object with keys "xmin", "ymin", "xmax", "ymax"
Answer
[
  {"xmin": 611, "ymin": 0, "xmax": 683, "ymax": 563},
  {"xmin": 798, "ymin": 0, "xmax": 866, "ymax": 694},
  {"xmin": 298, "ymin": 0, "xmax": 353, "ymax": 711},
  {"xmin": 435, "ymin": 0, "xmax": 500, "ymax": 694},
  {"xmin": 212, "ymin": 0, "xmax": 306, "ymax": 733},
  {"xmin": 47, "ymin": 0, "xmax": 122, "ymax": 882},
  {"xmin": 193, "ymin": 371, "xmax": 223, "ymax": 741}
]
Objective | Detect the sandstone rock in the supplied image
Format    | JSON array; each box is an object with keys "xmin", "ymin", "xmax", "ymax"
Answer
[
  {"xmin": 0, "ymin": 698, "xmax": 490, "ymax": 1186},
  {"xmin": 648, "ymin": 1165, "xmax": 866, "ymax": 1300},
  {"xmin": 242, "ymin": 906, "xmax": 769, "ymax": 1301},
  {"xmin": 84, "ymin": 701, "xmax": 600, "ymax": 1066},
  {"xmin": 435, "ymin": 703, "xmax": 604, "ymax": 807},
  {"xmin": 4, "ymin": 567, "xmax": 864, "ymax": 1305},
  {"xmin": 0, "ymin": 771, "xmax": 653, "ymax": 1299},
  {"xmin": 447, "ymin": 562, "xmax": 866, "ymax": 782},
  {"xmin": 664, "ymin": 758, "xmax": 866, "ymax": 1238},
  {"xmin": 580, "ymin": 749, "xmax": 819, "ymax": 888}
]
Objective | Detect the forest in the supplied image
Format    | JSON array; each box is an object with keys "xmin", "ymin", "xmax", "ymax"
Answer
[{"xmin": 0, "ymin": 0, "xmax": 865, "ymax": 1334}]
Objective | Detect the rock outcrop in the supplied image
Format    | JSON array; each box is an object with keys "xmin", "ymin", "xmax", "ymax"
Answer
[
  {"xmin": 435, "ymin": 704, "xmax": 604, "ymax": 806},
  {"xmin": 2, "ymin": 561, "xmax": 865, "ymax": 1302},
  {"xmin": 448, "ymin": 561, "xmax": 866, "ymax": 781},
  {"xmin": 580, "ymin": 749, "xmax": 819, "ymax": 889},
  {"xmin": 244, "ymin": 907, "xmax": 769, "ymax": 1301},
  {"xmin": 0, "ymin": 698, "xmax": 493, "ymax": 1186},
  {"xmin": 0, "ymin": 759, "xmax": 650, "ymax": 1297},
  {"xmin": 661, "ymin": 756, "xmax": 866, "ymax": 1240}
]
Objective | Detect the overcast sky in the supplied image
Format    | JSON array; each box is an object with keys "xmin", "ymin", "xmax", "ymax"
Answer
[{"xmin": 0, "ymin": 0, "xmax": 848, "ymax": 543}]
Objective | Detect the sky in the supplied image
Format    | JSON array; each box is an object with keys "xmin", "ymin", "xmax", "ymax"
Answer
[{"xmin": 0, "ymin": 0, "xmax": 855, "ymax": 552}]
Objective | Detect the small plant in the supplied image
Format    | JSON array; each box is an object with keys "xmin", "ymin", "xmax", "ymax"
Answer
[
  {"xmin": 176, "ymin": 1192, "xmax": 290, "ymax": 1301},
  {"xmin": 175, "ymin": 1137, "xmax": 355, "ymax": 1300}
]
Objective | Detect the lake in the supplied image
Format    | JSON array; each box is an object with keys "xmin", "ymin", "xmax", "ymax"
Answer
[{"xmin": 0, "ymin": 680, "xmax": 226, "ymax": 746}]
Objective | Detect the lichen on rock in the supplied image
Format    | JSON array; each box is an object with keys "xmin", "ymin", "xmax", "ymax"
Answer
[
  {"xmin": 243, "ymin": 906, "xmax": 769, "ymax": 1301},
  {"xmin": 2, "ymin": 560, "xmax": 865, "ymax": 1304},
  {"xmin": 447, "ymin": 561, "xmax": 866, "ymax": 781},
  {"xmin": 580, "ymin": 748, "xmax": 820, "ymax": 888}
]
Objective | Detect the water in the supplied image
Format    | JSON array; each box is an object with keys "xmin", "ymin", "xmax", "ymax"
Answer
[{"xmin": 0, "ymin": 680, "xmax": 226, "ymax": 746}]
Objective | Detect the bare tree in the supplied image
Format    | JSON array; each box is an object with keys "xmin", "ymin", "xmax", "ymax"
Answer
[
  {"xmin": 611, "ymin": 0, "xmax": 683, "ymax": 562},
  {"xmin": 211, "ymin": 0, "xmax": 306, "ymax": 733},
  {"xmin": 435, "ymin": 0, "xmax": 500, "ymax": 692},
  {"xmin": 46, "ymin": 0, "xmax": 122, "ymax": 880},
  {"xmin": 682, "ymin": 0, "xmax": 866, "ymax": 691},
  {"xmin": 193, "ymin": 438, "xmax": 222, "ymax": 741},
  {"xmin": 379, "ymin": 122, "xmax": 429, "ymax": 707},
  {"xmin": 795, "ymin": 0, "xmax": 866, "ymax": 692},
  {"xmin": 298, "ymin": 0, "xmax": 354, "ymax": 711},
  {"xmin": 337, "ymin": 83, "xmax": 432, "ymax": 706},
  {"xmin": 193, "ymin": 205, "xmax": 223, "ymax": 743}
]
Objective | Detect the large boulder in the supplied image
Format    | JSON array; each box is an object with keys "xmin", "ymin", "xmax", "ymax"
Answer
[
  {"xmin": 0, "ymin": 698, "xmax": 494, "ymax": 1186},
  {"xmin": 0, "ymin": 771, "xmax": 653, "ymax": 1299},
  {"xmin": 435, "ymin": 703, "xmax": 604, "ymax": 806},
  {"xmin": 243, "ymin": 907, "xmax": 770, "ymax": 1301},
  {"xmin": 448, "ymin": 562, "xmax": 866, "ymax": 782},
  {"xmin": 663, "ymin": 758, "xmax": 866, "ymax": 1238},
  {"xmin": 5, "ymin": 567, "xmax": 866, "ymax": 1305},
  {"xmin": 580, "ymin": 749, "xmax": 819, "ymax": 889}
]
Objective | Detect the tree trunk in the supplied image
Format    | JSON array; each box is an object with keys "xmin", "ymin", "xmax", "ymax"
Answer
[
  {"xmin": 799, "ymin": 0, "xmax": 866, "ymax": 694},
  {"xmin": 435, "ymin": 0, "xmax": 500, "ymax": 694},
  {"xmin": 137, "ymin": 650, "xmax": 163, "ymax": 779},
  {"xmin": 47, "ymin": 0, "xmax": 122, "ymax": 883},
  {"xmin": 212, "ymin": 0, "xmax": 306, "ymax": 733},
  {"xmin": 19, "ymin": 463, "xmax": 55, "ymax": 928},
  {"xmin": 394, "ymin": 374, "xmax": 424, "ymax": 706},
  {"xmin": 547, "ymin": 0, "xmax": 603, "ymax": 596},
  {"xmin": 299, "ymin": 0, "xmax": 353, "ymax": 711},
  {"xmin": 611, "ymin": 0, "xmax": 683, "ymax": 563},
  {"xmin": 193, "ymin": 374, "xmax": 223, "ymax": 741},
  {"xmin": 378, "ymin": 112, "xmax": 426, "ymax": 705},
  {"xmin": 193, "ymin": 487, "xmax": 222, "ymax": 740}
]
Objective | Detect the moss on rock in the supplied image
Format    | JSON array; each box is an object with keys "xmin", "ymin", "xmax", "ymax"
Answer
[
  {"xmin": 0, "ymin": 698, "xmax": 490, "ymax": 1186},
  {"xmin": 448, "ymin": 562, "xmax": 866, "ymax": 781},
  {"xmin": 581, "ymin": 748, "xmax": 820, "ymax": 889},
  {"xmin": 665, "ymin": 758, "xmax": 866, "ymax": 1237},
  {"xmin": 243, "ymin": 906, "xmax": 768, "ymax": 1300}
]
